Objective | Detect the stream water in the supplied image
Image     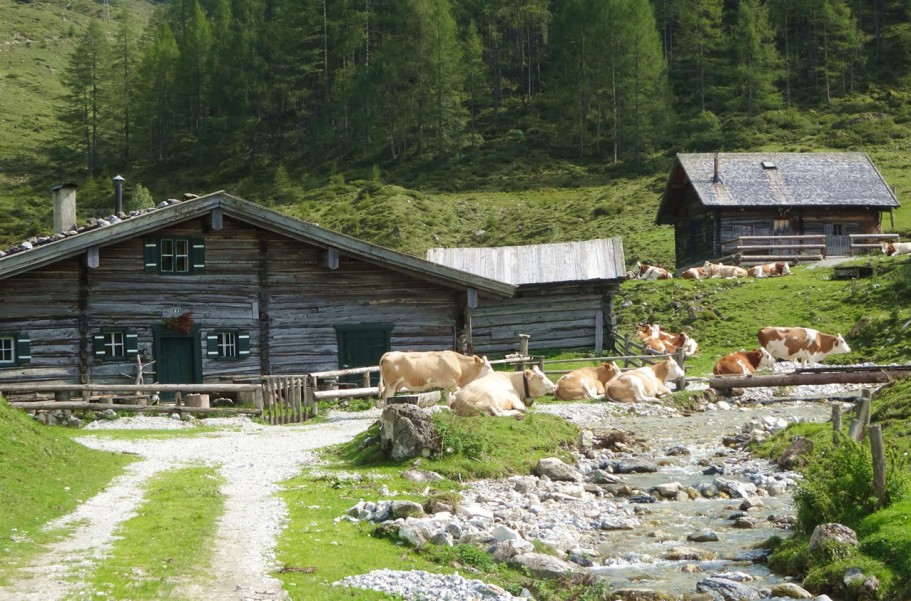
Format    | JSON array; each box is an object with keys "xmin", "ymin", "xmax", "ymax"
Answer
[{"xmin": 535, "ymin": 399, "xmax": 835, "ymax": 597}]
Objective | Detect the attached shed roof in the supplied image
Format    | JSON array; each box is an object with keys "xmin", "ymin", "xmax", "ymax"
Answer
[
  {"xmin": 656, "ymin": 152, "xmax": 899, "ymax": 224},
  {"xmin": 425, "ymin": 238, "xmax": 627, "ymax": 286},
  {"xmin": 0, "ymin": 191, "xmax": 515, "ymax": 297}
]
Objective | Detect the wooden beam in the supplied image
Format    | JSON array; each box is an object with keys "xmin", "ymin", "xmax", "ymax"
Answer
[
  {"xmin": 87, "ymin": 246, "xmax": 100, "ymax": 269},
  {"xmin": 210, "ymin": 207, "xmax": 224, "ymax": 230},
  {"xmin": 0, "ymin": 383, "xmax": 261, "ymax": 393},
  {"xmin": 9, "ymin": 401, "xmax": 261, "ymax": 415},
  {"xmin": 325, "ymin": 247, "xmax": 339, "ymax": 270},
  {"xmin": 709, "ymin": 370, "xmax": 908, "ymax": 389}
]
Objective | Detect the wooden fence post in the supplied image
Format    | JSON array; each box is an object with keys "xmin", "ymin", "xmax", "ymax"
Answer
[
  {"xmin": 851, "ymin": 395, "xmax": 872, "ymax": 442},
  {"xmin": 870, "ymin": 424, "xmax": 887, "ymax": 503},
  {"xmin": 832, "ymin": 404, "xmax": 842, "ymax": 446},
  {"xmin": 674, "ymin": 346, "xmax": 687, "ymax": 391},
  {"xmin": 515, "ymin": 334, "xmax": 530, "ymax": 371}
]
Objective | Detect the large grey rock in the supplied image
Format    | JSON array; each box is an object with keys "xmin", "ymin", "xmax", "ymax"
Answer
[
  {"xmin": 390, "ymin": 500, "xmax": 425, "ymax": 520},
  {"xmin": 687, "ymin": 529, "xmax": 719, "ymax": 542},
  {"xmin": 664, "ymin": 546, "xmax": 717, "ymax": 561},
  {"xmin": 809, "ymin": 523, "xmax": 858, "ymax": 553},
  {"xmin": 379, "ymin": 404, "xmax": 439, "ymax": 461},
  {"xmin": 778, "ymin": 436, "xmax": 814, "ymax": 469},
  {"xmin": 615, "ymin": 459, "xmax": 659, "ymax": 474},
  {"xmin": 768, "ymin": 582, "xmax": 814, "ymax": 599},
  {"xmin": 509, "ymin": 553, "xmax": 576, "ymax": 579},
  {"xmin": 534, "ymin": 457, "xmax": 583, "ymax": 481},
  {"xmin": 607, "ymin": 589, "xmax": 676, "ymax": 601},
  {"xmin": 696, "ymin": 576, "xmax": 761, "ymax": 600}
]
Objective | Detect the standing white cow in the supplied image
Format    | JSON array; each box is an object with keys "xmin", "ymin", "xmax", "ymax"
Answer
[
  {"xmin": 757, "ymin": 327, "xmax": 851, "ymax": 367},
  {"xmin": 450, "ymin": 366, "xmax": 557, "ymax": 418},
  {"xmin": 377, "ymin": 350, "xmax": 493, "ymax": 403},
  {"xmin": 604, "ymin": 359, "xmax": 685, "ymax": 403}
]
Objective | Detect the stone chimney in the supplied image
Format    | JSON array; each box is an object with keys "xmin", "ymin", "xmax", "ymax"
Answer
[{"xmin": 52, "ymin": 183, "xmax": 78, "ymax": 233}]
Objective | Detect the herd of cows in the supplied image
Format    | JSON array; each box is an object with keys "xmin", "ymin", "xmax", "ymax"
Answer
[
  {"xmin": 369, "ymin": 242, "xmax": 904, "ymax": 417},
  {"xmin": 374, "ymin": 322, "xmax": 851, "ymax": 419}
]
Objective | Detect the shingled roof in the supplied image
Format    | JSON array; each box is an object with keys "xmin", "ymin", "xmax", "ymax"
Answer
[
  {"xmin": 0, "ymin": 191, "xmax": 515, "ymax": 297},
  {"xmin": 656, "ymin": 152, "xmax": 899, "ymax": 224},
  {"xmin": 426, "ymin": 238, "xmax": 627, "ymax": 286}
]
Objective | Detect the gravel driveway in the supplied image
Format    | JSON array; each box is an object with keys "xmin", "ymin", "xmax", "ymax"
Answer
[{"xmin": 0, "ymin": 410, "xmax": 380, "ymax": 601}]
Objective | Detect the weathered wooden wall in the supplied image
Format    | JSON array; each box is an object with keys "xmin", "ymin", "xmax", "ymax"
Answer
[{"xmin": 470, "ymin": 289, "xmax": 615, "ymax": 355}]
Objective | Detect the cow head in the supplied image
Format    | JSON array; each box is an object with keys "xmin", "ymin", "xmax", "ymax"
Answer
[
  {"xmin": 680, "ymin": 333, "xmax": 699, "ymax": 357},
  {"xmin": 597, "ymin": 362, "xmax": 621, "ymax": 383},
  {"xmin": 757, "ymin": 347, "xmax": 776, "ymax": 369},
  {"xmin": 475, "ymin": 355, "xmax": 494, "ymax": 378},
  {"xmin": 664, "ymin": 358, "xmax": 685, "ymax": 381},
  {"xmin": 832, "ymin": 335, "xmax": 851, "ymax": 355},
  {"xmin": 778, "ymin": 262, "xmax": 791, "ymax": 275},
  {"xmin": 522, "ymin": 365, "xmax": 557, "ymax": 405},
  {"xmin": 882, "ymin": 242, "xmax": 894, "ymax": 256}
]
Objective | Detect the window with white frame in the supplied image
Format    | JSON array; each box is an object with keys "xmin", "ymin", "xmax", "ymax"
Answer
[
  {"xmin": 93, "ymin": 330, "xmax": 138, "ymax": 361},
  {"xmin": 206, "ymin": 330, "xmax": 250, "ymax": 361},
  {"xmin": 0, "ymin": 333, "xmax": 31, "ymax": 366},
  {"xmin": 144, "ymin": 238, "xmax": 205, "ymax": 274}
]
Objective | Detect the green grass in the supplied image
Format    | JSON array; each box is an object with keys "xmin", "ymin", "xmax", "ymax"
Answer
[
  {"xmin": 84, "ymin": 465, "xmax": 225, "ymax": 599},
  {"xmin": 0, "ymin": 397, "xmax": 135, "ymax": 585},
  {"xmin": 274, "ymin": 410, "xmax": 582, "ymax": 600}
]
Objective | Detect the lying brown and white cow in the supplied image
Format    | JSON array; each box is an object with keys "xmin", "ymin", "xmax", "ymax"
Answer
[
  {"xmin": 605, "ymin": 358, "xmax": 685, "ymax": 403},
  {"xmin": 450, "ymin": 366, "xmax": 557, "ymax": 418},
  {"xmin": 554, "ymin": 362, "xmax": 621, "ymax": 400},
  {"xmin": 704, "ymin": 261, "xmax": 748, "ymax": 279},
  {"xmin": 636, "ymin": 323, "xmax": 699, "ymax": 357},
  {"xmin": 882, "ymin": 242, "xmax": 911, "ymax": 256},
  {"xmin": 635, "ymin": 261, "xmax": 673, "ymax": 280},
  {"xmin": 681, "ymin": 266, "xmax": 707, "ymax": 280},
  {"xmin": 757, "ymin": 327, "xmax": 851, "ymax": 367},
  {"xmin": 713, "ymin": 348, "xmax": 776, "ymax": 376},
  {"xmin": 377, "ymin": 350, "xmax": 492, "ymax": 403},
  {"xmin": 747, "ymin": 262, "xmax": 791, "ymax": 278}
]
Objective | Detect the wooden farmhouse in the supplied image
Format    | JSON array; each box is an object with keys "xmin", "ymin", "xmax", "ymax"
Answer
[
  {"xmin": 0, "ymin": 189, "xmax": 525, "ymax": 393},
  {"xmin": 656, "ymin": 152, "xmax": 900, "ymax": 268},
  {"xmin": 426, "ymin": 238, "xmax": 627, "ymax": 355}
]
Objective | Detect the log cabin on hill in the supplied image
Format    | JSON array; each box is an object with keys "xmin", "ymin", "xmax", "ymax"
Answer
[
  {"xmin": 0, "ymin": 188, "xmax": 521, "ymax": 393},
  {"xmin": 426, "ymin": 238, "xmax": 627, "ymax": 355},
  {"xmin": 656, "ymin": 152, "xmax": 900, "ymax": 268}
]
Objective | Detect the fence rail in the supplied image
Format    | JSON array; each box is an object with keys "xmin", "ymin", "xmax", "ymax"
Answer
[
  {"xmin": 848, "ymin": 233, "xmax": 900, "ymax": 255},
  {"xmin": 719, "ymin": 235, "xmax": 826, "ymax": 265}
]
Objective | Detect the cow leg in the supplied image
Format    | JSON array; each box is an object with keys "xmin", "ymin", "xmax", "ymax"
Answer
[{"xmin": 582, "ymin": 381, "xmax": 601, "ymax": 399}]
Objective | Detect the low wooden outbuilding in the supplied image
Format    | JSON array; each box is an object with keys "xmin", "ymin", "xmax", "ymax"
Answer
[
  {"xmin": 0, "ymin": 190, "xmax": 516, "ymax": 392},
  {"xmin": 656, "ymin": 152, "xmax": 900, "ymax": 268},
  {"xmin": 426, "ymin": 238, "xmax": 627, "ymax": 354}
]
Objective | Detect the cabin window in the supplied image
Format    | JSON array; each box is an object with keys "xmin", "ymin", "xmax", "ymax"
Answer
[
  {"xmin": 93, "ymin": 329, "xmax": 139, "ymax": 361},
  {"xmin": 206, "ymin": 330, "xmax": 250, "ymax": 360},
  {"xmin": 0, "ymin": 333, "xmax": 30, "ymax": 365},
  {"xmin": 144, "ymin": 238, "xmax": 205, "ymax": 274}
]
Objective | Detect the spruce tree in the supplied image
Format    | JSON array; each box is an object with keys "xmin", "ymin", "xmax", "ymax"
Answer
[{"xmin": 728, "ymin": 0, "xmax": 783, "ymax": 116}]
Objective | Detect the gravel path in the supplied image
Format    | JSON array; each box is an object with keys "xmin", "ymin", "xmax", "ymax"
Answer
[{"xmin": 0, "ymin": 410, "xmax": 380, "ymax": 601}]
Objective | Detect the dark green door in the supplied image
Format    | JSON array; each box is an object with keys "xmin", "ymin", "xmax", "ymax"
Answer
[
  {"xmin": 335, "ymin": 324, "xmax": 392, "ymax": 386},
  {"xmin": 153, "ymin": 325, "xmax": 202, "ymax": 400}
]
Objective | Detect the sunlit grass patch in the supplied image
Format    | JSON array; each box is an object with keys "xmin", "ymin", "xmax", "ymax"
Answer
[{"xmin": 83, "ymin": 465, "xmax": 225, "ymax": 599}]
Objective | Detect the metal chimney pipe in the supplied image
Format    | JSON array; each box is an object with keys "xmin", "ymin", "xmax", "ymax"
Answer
[
  {"xmin": 713, "ymin": 153, "xmax": 720, "ymax": 184},
  {"xmin": 112, "ymin": 175, "xmax": 125, "ymax": 214}
]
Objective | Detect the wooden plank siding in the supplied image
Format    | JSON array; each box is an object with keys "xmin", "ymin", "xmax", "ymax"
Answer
[{"xmin": 469, "ymin": 291, "xmax": 614, "ymax": 354}]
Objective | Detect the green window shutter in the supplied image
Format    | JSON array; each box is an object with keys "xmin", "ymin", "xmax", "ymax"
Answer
[
  {"xmin": 143, "ymin": 240, "xmax": 159, "ymax": 273},
  {"xmin": 93, "ymin": 333, "xmax": 106, "ymax": 357},
  {"xmin": 237, "ymin": 331, "xmax": 251, "ymax": 357},
  {"xmin": 125, "ymin": 331, "xmax": 139, "ymax": 356},
  {"xmin": 206, "ymin": 333, "xmax": 219, "ymax": 357},
  {"xmin": 15, "ymin": 333, "xmax": 31, "ymax": 364},
  {"xmin": 191, "ymin": 238, "xmax": 206, "ymax": 273}
]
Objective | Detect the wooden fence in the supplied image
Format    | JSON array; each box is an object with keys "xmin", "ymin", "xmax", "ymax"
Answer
[
  {"xmin": 719, "ymin": 235, "xmax": 826, "ymax": 265},
  {"xmin": 848, "ymin": 233, "xmax": 900, "ymax": 255}
]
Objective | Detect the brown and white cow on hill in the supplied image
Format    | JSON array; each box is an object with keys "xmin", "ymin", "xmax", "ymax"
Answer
[
  {"xmin": 635, "ymin": 261, "xmax": 673, "ymax": 280},
  {"xmin": 747, "ymin": 262, "xmax": 791, "ymax": 278},
  {"xmin": 636, "ymin": 323, "xmax": 699, "ymax": 357},
  {"xmin": 605, "ymin": 358, "xmax": 685, "ymax": 403},
  {"xmin": 554, "ymin": 362, "xmax": 621, "ymax": 400},
  {"xmin": 757, "ymin": 327, "xmax": 851, "ymax": 367},
  {"xmin": 704, "ymin": 261, "xmax": 748, "ymax": 279},
  {"xmin": 882, "ymin": 242, "xmax": 911, "ymax": 256},
  {"xmin": 377, "ymin": 350, "xmax": 493, "ymax": 403},
  {"xmin": 681, "ymin": 266, "xmax": 707, "ymax": 280},
  {"xmin": 713, "ymin": 348, "xmax": 776, "ymax": 376},
  {"xmin": 450, "ymin": 366, "xmax": 557, "ymax": 418}
]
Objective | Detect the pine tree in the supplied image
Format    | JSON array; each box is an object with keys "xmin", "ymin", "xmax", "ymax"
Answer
[
  {"xmin": 110, "ymin": 10, "xmax": 141, "ymax": 168},
  {"xmin": 135, "ymin": 23, "xmax": 181, "ymax": 162},
  {"xmin": 728, "ymin": 0, "xmax": 783, "ymax": 116},
  {"xmin": 176, "ymin": 1, "xmax": 213, "ymax": 145},
  {"xmin": 61, "ymin": 19, "xmax": 111, "ymax": 175}
]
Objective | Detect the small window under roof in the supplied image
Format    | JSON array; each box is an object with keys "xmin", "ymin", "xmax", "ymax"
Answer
[{"xmin": 761, "ymin": 161, "xmax": 777, "ymax": 169}]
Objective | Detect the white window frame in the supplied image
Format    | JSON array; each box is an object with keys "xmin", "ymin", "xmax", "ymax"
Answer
[
  {"xmin": 0, "ymin": 336, "xmax": 14, "ymax": 364},
  {"xmin": 216, "ymin": 331, "xmax": 237, "ymax": 358}
]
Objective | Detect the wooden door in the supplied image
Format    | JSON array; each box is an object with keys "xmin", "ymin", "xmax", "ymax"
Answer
[{"xmin": 335, "ymin": 325, "xmax": 392, "ymax": 386}]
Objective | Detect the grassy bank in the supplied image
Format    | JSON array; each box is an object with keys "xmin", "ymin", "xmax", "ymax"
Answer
[
  {"xmin": 275, "ymin": 412, "xmax": 586, "ymax": 600},
  {"xmin": 0, "ymin": 398, "xmax": 135, "ymax": 584}
]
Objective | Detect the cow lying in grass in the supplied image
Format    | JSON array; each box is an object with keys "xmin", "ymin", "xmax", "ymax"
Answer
[
  {"xmin": 747, "ymin": 262, "xmax": 791, "ymax": 278},
  {"xmin": 882, "ymin": 241, "xmax": 911, "ymax": 256},
  {"xmin": 449, "ymin": 366, "xmax": 557, "ymax": 418},
  {"xmin": 713, "ymin": 348, "xmax": 776, "ymax": 376},
  {"xmin": 605, "ymin": 358, "xmax": 685, "ymax": 403},
  {"xmin": 636, "ymin": 323, "xmax": 699, "ymax": 357},
  {"xmin": 681, "ymin": 266, "xmax": 707, "ymax": 280},
  {"xmin": 377, "ymin": 350, "xmax": 492, "ymax": 404},
  {"xmin": 634, "ymin": 261, "xmax": 673, "ymax": 280},
  {"xmin": 554, "ymin": 362, "xmax": 621, "ymax": 400},
  {"xmin": 704, "ymin": 261, "xmax": 748, "ymax": 279}
]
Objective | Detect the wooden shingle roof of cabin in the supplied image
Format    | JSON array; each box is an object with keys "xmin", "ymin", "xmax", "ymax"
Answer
[
  {"xmin": 425, "ymin": 238, "xmax": 627, "ymax": 286},
  {"xmin": 656, "ymin": 152, "xmax": 900, "ymax": 225},
  {"xmin": 0, "ymin": 191, "xmax": 515, "ymax": 297}
]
